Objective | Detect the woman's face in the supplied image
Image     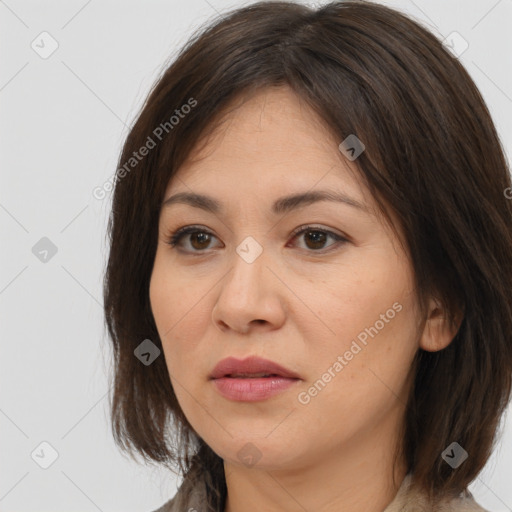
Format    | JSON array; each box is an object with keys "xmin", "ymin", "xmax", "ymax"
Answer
[{"xmin": 149, "ymin": 86, "xmax": 424, "ymax": 472}]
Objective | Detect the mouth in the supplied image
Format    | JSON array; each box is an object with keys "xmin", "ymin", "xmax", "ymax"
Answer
[
  {"xmin": 211, "ymin": 375, "xmax": 300, "ymax": 402},
  {"xmin": 209, "ymin": 356, "xmax": 301, "ymax": 380},
  {"xmin": 209, "ymin": 356, "xmax": 301, "ymax": 402},
  {"xmin": 223, "ymin": 372, "xmax": 282, "ymax": 378}
]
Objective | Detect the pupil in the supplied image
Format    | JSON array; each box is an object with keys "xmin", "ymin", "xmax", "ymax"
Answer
[
  {"xmin": 188, "ymin": 230, "xmax": 327, "ymax": 250},
  {"xmin": 306, "ymin": 230, "xmax": 326, "ymax": 249},
  {"xmin": 192, "ymin": 232, "xmax": 210, "ymax": 249}
]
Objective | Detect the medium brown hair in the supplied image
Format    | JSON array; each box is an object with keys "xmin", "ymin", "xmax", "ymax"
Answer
[{"xmin": 103, "ymin": 1, "xmax": 512, "ymax": 510}]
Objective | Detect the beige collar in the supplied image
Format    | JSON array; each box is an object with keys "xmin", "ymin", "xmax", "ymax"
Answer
[
  {"xmin": 382, "ymin": 473, "xmax": 488, "ymax": 512},
  {"xmin": 154, "ymin": 471, "xmax": 489, "ymax": 512}
]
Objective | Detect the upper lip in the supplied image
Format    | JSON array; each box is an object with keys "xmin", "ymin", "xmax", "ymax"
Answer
[{"xmin": 209, "ymin": 356, "xmax": 301, "ymax": 379}]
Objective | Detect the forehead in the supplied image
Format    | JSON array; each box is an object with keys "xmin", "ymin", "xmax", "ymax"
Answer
[
  {"xmin": 186, "ymin": 86, "xmax": 340, "ymax": 162},
  {"xmin": 164, "ymin": 85, "xmax": 369, "ymax": 206}
]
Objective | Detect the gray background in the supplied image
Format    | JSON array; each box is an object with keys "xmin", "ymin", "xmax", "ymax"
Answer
[{"xmin": 1, "ymin": 0, "xmax": 511, "ymax": 511}]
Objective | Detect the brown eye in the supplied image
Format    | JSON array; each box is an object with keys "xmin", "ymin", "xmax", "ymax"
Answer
[
  {"xmin": 290, "ymin": 225, "xmax": 348, "ymax": 253},
  {"xmin": 303, "ymin": 229, "xmax": 328, "ymax": 250},
  {"xmin": 166, "ymin": 226, "xmax": 221, "ymax": 252},
  {"xmin": 166, "ymin": 224, "xmax": 348, "ymax": 255},
  {"xmin": 189, "ymin": 232, "xmax": 213, "ymax": 250}
]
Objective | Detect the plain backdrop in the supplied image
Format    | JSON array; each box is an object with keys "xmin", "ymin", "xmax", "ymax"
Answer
[{"xmin": 1, "ymin": 0, "xmax": 511, "ymax": 511}]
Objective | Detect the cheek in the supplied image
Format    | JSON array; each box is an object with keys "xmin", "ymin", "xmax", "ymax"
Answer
[
  {"xmin": 150, "ymin": 253, "xmax": 199, "ymax": 334},
  {"xmin": 316, "ymin": 262, "xmax": 408, "ymax": 341},
  {"xmin": 300, "ymin": 251, "xmax": 418, "ymax": 391},
  {"xmin": 149, "ymin": 257, "xmax": 211, "ymax": 377},
  {"xmin": 295, "ymin": 305, "xmax": 417, "ymax": 442}
]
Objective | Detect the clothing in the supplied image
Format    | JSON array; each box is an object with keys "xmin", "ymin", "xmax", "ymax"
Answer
[{"xmin": 151, "ymin": 472, "xmax": 490, "ymax": 512}]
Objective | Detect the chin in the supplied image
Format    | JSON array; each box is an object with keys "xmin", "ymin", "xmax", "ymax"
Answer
[{"xmin": 211, "ymin": 436, "xmax": 303, "ymax": 471}]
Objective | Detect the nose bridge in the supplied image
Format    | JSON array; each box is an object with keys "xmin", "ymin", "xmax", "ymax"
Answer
[
  {"xmin": 224, "ymin": 234, "xmax": 268, "ymax": 300},
  {"xmin": 212, "ymin": 233, "xmax": 285, "ymax": 332}
]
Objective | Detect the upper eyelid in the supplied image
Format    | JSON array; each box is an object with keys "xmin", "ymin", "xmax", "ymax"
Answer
[
  {"xmin": 171, "ymin": 224, "xmax": 344, "ymax": 237},
  {"xmin": 168, "ymin": 224, "xmax": 348, "ymax": 247}
]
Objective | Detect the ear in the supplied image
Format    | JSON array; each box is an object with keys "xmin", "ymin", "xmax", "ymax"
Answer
[{"xmin": 419, "ymin": 297, "xmax": 463, "ymax": 352}]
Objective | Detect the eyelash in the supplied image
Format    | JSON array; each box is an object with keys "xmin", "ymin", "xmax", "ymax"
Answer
[{"xmin": 165, "ymin": 224, "xmax": 348, "ymax": 255}]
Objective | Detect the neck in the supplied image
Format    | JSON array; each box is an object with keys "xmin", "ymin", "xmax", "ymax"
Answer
[{"xmin": 223, "ymin": 412, "xmax": 408, "ymax": 512}]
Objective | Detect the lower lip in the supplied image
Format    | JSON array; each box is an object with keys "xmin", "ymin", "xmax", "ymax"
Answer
[{"xmin": 211, "ymin": 376, "xmax": 300, "ymax": 401}]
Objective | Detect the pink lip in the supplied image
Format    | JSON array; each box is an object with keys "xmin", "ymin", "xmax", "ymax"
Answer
[
  {"xmin": 212, "ymin": 376, "xmax": 299, "ymax": 402},
  {"xmin": 209, "ymin": 356, "xmax": 302, "ymax": 402},
  {"xmin": 209, "ymin": 356, "xmax": 301, "ymax": 380}
]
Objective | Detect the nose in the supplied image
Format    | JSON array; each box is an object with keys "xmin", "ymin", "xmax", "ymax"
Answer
[{"xmin": 211, "ymin": 244, "xmax": 286, "ymax": 334}]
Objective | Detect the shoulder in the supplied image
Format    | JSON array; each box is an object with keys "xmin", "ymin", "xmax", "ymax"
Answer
[
  {"xmin": 407, "ymin": 492, "xmax": 490, "ymax": 512},
  {"xmin": 385, "ymin": 474, "xmax": 491, "ymax": 512},
  {"xmin": 150, "ymin": 472, "xmax": 491, "ymax": 512},
  {"xmin": 148, "ymin": 475, "xmax": 209, "ymax": 512},
  {"xmin": 437, "ymin": 489, "xmax": 490, "ymax": 512}
]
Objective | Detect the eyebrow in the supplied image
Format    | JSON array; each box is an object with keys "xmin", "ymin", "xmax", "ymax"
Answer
[{"xmin": 161, "ymin": 190, "xmax": 370, "ymax": 215}]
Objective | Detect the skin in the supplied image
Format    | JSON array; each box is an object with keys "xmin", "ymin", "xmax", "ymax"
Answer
[{"xmin": 149, "ymin": 85, "xmax": 459, "ymax": 512}]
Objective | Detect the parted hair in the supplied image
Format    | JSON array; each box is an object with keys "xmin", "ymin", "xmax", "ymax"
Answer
[{"xmin": 103, "ymin": 1, "xmax": 512, "ymax": 510}]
